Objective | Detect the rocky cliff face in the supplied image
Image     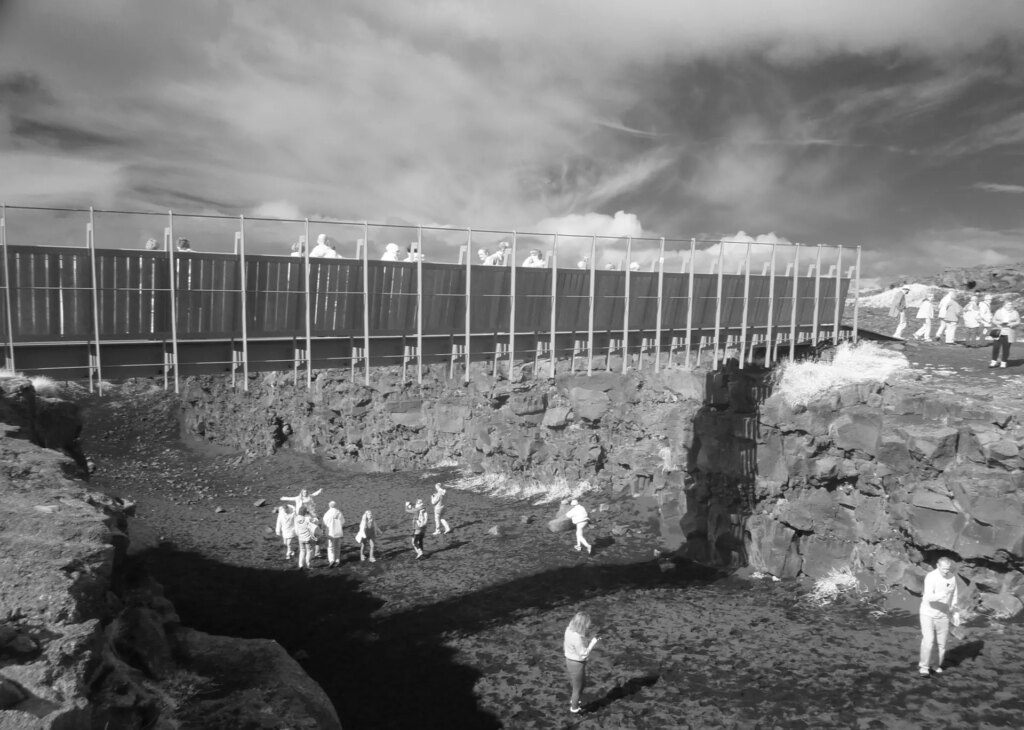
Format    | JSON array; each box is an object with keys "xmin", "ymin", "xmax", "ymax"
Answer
[
  {"xmin": 0, "ymin": 377, "xmax": 341, "ymax": 730},
  {"xmin": 179, "ymin": 358, "xmax": 1024, "ymax": 617}
]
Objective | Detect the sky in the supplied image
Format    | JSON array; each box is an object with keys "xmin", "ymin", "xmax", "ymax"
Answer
[{"xmin": 1, "ymin": 0, "xmax": 1024, "ymax": 278}]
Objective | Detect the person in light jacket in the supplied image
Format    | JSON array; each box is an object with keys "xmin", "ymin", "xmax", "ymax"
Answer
[
  {"xmin": 913, "ymin": 296, "xmax": 934, "ymax": 341},
  {"xmin": 431, "ymin": 483, "xmax": 452, "ymax": 535},
  {"xmin": 405, "ymin": 499, "xmax": 429, "ymax": 559},
  {"xmin": 990, "ymin": 299, "xmax": 1021, "ymax": 368},
  {"xmin": 941, "ymin": 294, "xmax": 962, "ymax": 344},
  {"xmin": 962, "ymin": 294, "xmax": 981, "ymax": 347},
  {"xmin": 565, "ymin": 499, "xmax": 593, "ymax": 556},
  {"xmin": 919, "ymin": 557, "xmax": 961, "ymax": 675},
  {"xmin": 934, "ymin": 289, "xmax": 955, "ymax": 340},
  {"xmin": 275, "ymin": 504, "xmax": 296, "ymax": 561},
  {"xmin": 322, "ymin": 501, "xmax": 346, "ymax": 567},
  {"xmin": 564, "ymin": 611, "xmax": 600, "ymax": 713},
  {"xmin": 889, "ymin": 286, "xmax": 909, "ymax": 339},
  {"xmin": 293, "ymin": 506, "xmax": 318, "ymax": 570}
]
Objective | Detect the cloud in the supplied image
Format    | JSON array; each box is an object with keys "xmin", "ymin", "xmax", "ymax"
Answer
[
  {"xmin": 251, "ymin": 200, "xmax": 303, "ymax": 220},
  {"xmin": 973, "ymin": 182, "xmax": 1024, "ymax": 194}
]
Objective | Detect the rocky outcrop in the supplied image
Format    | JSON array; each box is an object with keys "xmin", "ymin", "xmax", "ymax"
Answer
[{"xmin": 0, "ymin": 376, "xmax": 340, "ymax": 729}]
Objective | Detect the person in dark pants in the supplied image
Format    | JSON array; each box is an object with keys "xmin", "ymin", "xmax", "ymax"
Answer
[
  {"xmin": 405, "ymin": 499, "xmax": 429, "ymax": 559},
  {"xmin": 990, "ymin": 300, "xmax": 1021, "ymax": 368},
  {"xmin": 563, "ymin": 611, "xmax": 600, "ymax": 713}
]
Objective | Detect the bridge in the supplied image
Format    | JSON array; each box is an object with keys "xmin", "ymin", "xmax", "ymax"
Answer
[{"xmin": 0, "ymin": 207, "xmax": 860, "ymax": 392}]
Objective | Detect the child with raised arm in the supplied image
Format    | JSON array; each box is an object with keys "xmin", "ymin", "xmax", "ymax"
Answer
[
  {"xmin": 431, "ymin": 483, "xmax": 452, "ymax": 535},
  {"xmin": 405, "ymin": 499, "xmax": 429, "ymax": 559}
]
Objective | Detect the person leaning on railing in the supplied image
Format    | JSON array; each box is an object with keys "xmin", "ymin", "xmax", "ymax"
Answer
[{"xmin": 521, "ymin": 249, "xmax": 546, "ymax": 268}]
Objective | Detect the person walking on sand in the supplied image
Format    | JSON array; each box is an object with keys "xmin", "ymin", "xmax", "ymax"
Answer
[
  {"xmin": 322, "ymin": 500, "xmax": 346, "ymax": 567},
  {"xmin": 355, "ymin": 510, "xmax": 378, "ymax": 562},
  {"xmin": 889, "ymin": 286, "xmax": 909, "ymax": 339},
  {"xmin": 919, "ymin": 557, "xmax": 961, "ymax": 676},
  {"xmin": 990, "ymin": 299, "xmax": 1021, "ymax": 368},
  {"xmin": 293, "ymin": 506, "xmax": 318, "ymax": 570},
  {"xmin": 942, "ymin": 294, "xmax": 962, "ymax": 344},
  {"xmin": 405, "ymin": 499, "xmax": 429, "ymax": 559},
  {"xmin": 566, "ymin": 499, "xmax": 593, "ymax": 555},
  {"xmin": 431, "ymin": 483, "xmax": 452, "ymax": 536},
  {"xmin": 564, "ymin": 611, "xmax": 600, "ymax": 713},
  {"xmin": 913, "ymin": 295, "xmax": 934, "ymax": 341},
  {"xmin": 275, "ymin": 504, "xmax": 296, "ymax": 561}
]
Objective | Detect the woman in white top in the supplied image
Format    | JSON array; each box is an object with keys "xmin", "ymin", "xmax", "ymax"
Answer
[
  {"xmin": 563, "ymin": 611, "xmax": 599, "ymax": 713},
  {"xmin": 310, "ymin": 234, "xmax": 341, "ymax": 258},
  {"xmin": 962, "ymin": 294, "xmax": 981, "ymax": 347},
  {"xmin": 990, "ymin": 299, "xmax": 1021, "ymax": 368},
  {"xmin": 431, "ymin": 483, "xmax": 452, "ymax": 535},
  {"xmin": 322, "ymin": 501, "xmax": 346, "ymax": 567},
  {"xmin": 293, "ymin": 506, "xmax": 319, "ymax": 569},
  {"xmin": 381, "ymin": 242, "xmax": 401, "ymax": 261},
  {"xmin": 355, "ymin": 510, "xmax": 378, "ymax": 562},
  {"xmin": 521, "ymin": 249, "xmax": 545, "ymax": 268}
]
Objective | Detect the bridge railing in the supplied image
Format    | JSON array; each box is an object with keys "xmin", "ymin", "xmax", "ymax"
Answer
[{"xmin": 0, "ymin": 206, "xmax": 860, "ymax": 392}]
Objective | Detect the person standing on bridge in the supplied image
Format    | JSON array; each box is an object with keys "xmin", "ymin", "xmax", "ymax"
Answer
[
  {"xmin": 522, "ymin": 249, "xmax": 546, "ymax": 268},
  {"xmin": 890, "ymin": 286, "xmax": 909, "ymax": 339}
]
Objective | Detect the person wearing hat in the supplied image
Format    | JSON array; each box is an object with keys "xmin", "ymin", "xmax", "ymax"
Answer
[
  {"xmin": 889, "ymin": 285, "xmax": 909, "ymax": 339},
  {"xmin": 310, "ymin": 233, "xmax": 341, "ymax": 258},
  {"xmin": 522, "ymin": 249, "xmax": 546, "ymax": 268},
  {"xmin": 405, "ymin": 498, "xmax": 430, "ymax": 559}
]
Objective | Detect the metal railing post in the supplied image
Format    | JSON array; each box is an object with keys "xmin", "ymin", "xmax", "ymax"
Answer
[
  {"xmin": 789, "ymin": 245, "xmax": 799, "ymax": 361},
  {"xmin": 87, "ymin": 208, "xmax": 103, "ymax": 394},
  {"xmin": 765, "ymin": 242, "xmax": 777, "ymax": 366},
  {"xmin": 550, "ymin": 234, "xmax": 558, "ymax": 378},
  {"xmin": 0, "ymin": 205, "xmax": 15, "ymax": 372},
  {"xmin": 416, "ymin": 226, "xmax": 424, "ymax": 384},
  {"xmin": 712, "ymin": 240, "xmax": 725, "ymax": 369},
  {"xmin": 587, "ymin": 234, "xmax": 596, "ymax": 375},
  {"xmin": 168, "ymin": 211, "xmax": 180, "ymax": 393},
  {"xmin": 508, "ymin": 230, "xmax": 516, "ymax": 378},
  {"xmin": 833, "ymin": 246, "xmax": 843, "ymax": 344},
  {"xmin": 739, "ymin": 241, "xmax": 751, "ymax": 368},
  {"xmin": 685, "ymin": 238, "xmax": 695, "ymax": 368},
  {"xmin": 654, "ymin": 237, "xmax": 664, "ymax": 373},
  {"xmin": 853, "ymin": 246, "xmax": 862, "ymax": 343},
  {"xmin": 238, "ymin": 215, "xmax": 249, "ymax": 391},
  {"xmin": 304, "ymin": 218, "xmax": 312, "ymax": 389},
  {"xmin": 622, "ymin": 235, "xmax": 632, "ymax": 374},
  {"xmin": 362, "ymin": 221, "xmax": 371, "ymax": 385},
  {"xmin": 464, "ymin": 228, "xmax": 472, "ymax": 381},
  {"xmin": 812, "ymin": 244, "xmax": 822, "ymax": 345}
]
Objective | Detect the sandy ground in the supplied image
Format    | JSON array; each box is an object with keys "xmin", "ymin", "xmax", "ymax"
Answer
[{"xmin": 81, "ymin": 385, "xmax": 1024, "ymax": 729}]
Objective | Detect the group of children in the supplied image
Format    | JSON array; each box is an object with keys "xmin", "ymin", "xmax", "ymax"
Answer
[{"xmin": 273, "ymin": 483, "xmax": 452, "ymax": 569}]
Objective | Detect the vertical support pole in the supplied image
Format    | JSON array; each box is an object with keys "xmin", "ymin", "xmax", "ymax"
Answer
[
  {"xmin": 832, "ymin": 246, "xmax": 843, "ymax": 344},
  {"xmin": 586, "ymin": 234, "xmax": 596, "ymax": 376},
  {"xmin": 765, "ymin": 242, "xmax": 777, "ymax": 367},
  {"xmin": 654, "ymin": 237, "xmax": 665, "ymax": 373},
  {"xmin": 622, "ymin": 235, "xmax": 632, "ymax": 374},
  {"xmin": 712, "ymin": 239, "xmax": 725, "ymax": 369},
  {"xmin": 508, "ymin": 230, "xmax": 516, "ymax": 378},
  {"xmin": 304, "ymin": 218, "xmax": 312, "ymax": 389},
  {"xmin": 416, "ymin": 225, "xmax": 424, "ymax": 384},
  {"xmin": 685, "ymin": 238, "xmax": 695, "ymax": 368},
  {"xmin": 789, "ymin": 245, "xmax": 799, "ymax": 361},
  {"xmin": 362, "ymin": 222, "xmax": 371, "ymax": 385},
  {"xmin": 0, "ymin": 205, "xmax": 15, "ymax": 372},
  {"xmin": 853, "ymin": 246, "xmax": 862, "ymax": 344},
  {"xmin": 168, "ymin": 211, "xmax": 180, "ymax": 394},
  {"xmin": 549, "ymin": 234, "xmax": 558, "ymax": 378},
  {"xmin": 739, "ymin": 241, "xmax": 751, "ymax": 368},
  {"xmin": 464, "ymin": 228, "xmax": 472, "ymax": 381},
  {"xmin": 87, "ymin": 208, "xmax": 103, "ymax": 395},
  {"xmin": 238, "ymin": 215, "xmax": 249, "ymax": 391},
  {"xmin": 812, "ymin": 244, "xmax": 823, "ymax": 345}
]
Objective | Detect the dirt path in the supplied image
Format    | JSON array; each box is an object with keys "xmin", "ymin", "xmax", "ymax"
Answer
[{"xmin": 81, "ymin": 384, "xmax": 1024, "ymax": 729}]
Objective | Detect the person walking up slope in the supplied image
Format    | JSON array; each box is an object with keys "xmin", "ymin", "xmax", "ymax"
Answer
[
  {"xmin": 913, "ymin": 296, "xmax": 934, "ymax": 341},
  {"xmin": 889, "ymin": 286, "xmax": 909, "ymax": 339},
  {"xmin": 431, "ymin": 483, "xmax": 452, "ymax": 536},
  {"xmin": 566, "ymin": 499, "xmax": 593, "ymax": 556}
]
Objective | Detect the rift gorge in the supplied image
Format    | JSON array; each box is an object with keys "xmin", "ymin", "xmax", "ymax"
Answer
[{"xmin": 2, "ymin": 239, "xmax": 1024, "ymax": 727}]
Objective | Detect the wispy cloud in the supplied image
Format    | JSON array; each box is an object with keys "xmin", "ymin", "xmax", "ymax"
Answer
[{"xmin": 973, "ymin": 182, "xmax": 1024, "ymax": 194}]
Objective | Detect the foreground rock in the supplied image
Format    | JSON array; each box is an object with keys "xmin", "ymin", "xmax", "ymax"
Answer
[{"xmin": 0, "ymin": 376, "xmax": 340, "ymax": 729}]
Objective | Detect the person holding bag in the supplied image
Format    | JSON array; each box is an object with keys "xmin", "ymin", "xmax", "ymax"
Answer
[{"xmin": 989, "ymin": 299, "xmax": 1021, "ymax": 368}]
